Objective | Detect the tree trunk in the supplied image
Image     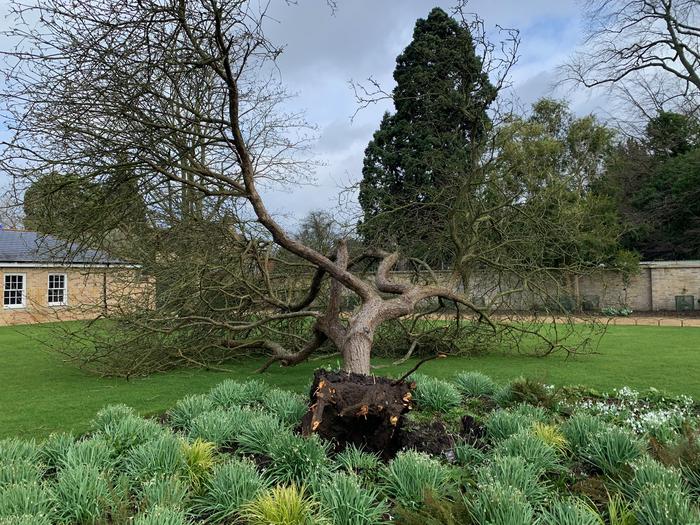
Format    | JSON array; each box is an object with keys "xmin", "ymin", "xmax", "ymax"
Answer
[{"xmin": 340, "ymin": 329, "xmax": 374, "ymax": 375}]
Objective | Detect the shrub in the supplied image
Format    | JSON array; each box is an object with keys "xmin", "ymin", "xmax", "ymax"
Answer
[
  {"xmin": 531, "ymin": 422, "xmax": 568, "ymax": 452},
  {"xmin": 241, "ymin": 484, "xmax": 324, "ymax": 525},
  {"xmin": 454, "ymin": 371, "xmax": 497, "ymax": 398},
  {"xmin": 0, "ymin": 439, "xmax": 38, "ymax": 464},
  {"xmin": 39, "ymin": 433, "xmax": 75, "ymax": 470},
  {"xmin": 235, "ymin": 413, "xmax": 286, "ymax": 455},
  {"xmin": 91, "ymin": 404, "xmax": 136, "ymax": 431},
  {"xmin": 0, "ymin": 462, "xmax": 42, "ymax": 486},
  {"xmin": 133, "ymin": 505, "xmax": 189, "ymax": 525},
  {"xmin": 476, "ymin": 456, "xmax": 548, "ymax": 505},
  {"xmin": 139, "ymin": 475, "xmax": 189, "ymax": 511},
  {"xmin": 167, "ymin": 394, "xmax": 214, "ymax": 430},
  {"xmin": 61, "ymin": 437, "xmax": 114, "ymax": 472},
  {"xmin": 125, "ymin": 433, "xmax": 186, "ymax": 484},
  {"xmin": 413, "ymin": 375, "xmax": 462, "ymax": 413},
  {"xmin": 485, "ymin": 410, "xmax": 529, "ymax": 441},
  {"xmin": 334, "ymin": 445, "xmax": 381, "ymax": 480},
  {"xmin": 52, "ymin": 463, "xmax": 112, "ymax": 524},
  {"xmin": 98, "ymin": 415, "xmax": 165, "ymax": 456},
  {"xmin": 187, "ymin": 408, "xmax": 248, "ymax": 446},
  {"xmin": 265, "ymin": 432, "xmax": 332, "ymax": 485},
  {"xmin": 633, "ymin": 483, "xmax": 699, "ymax": 525},
  {"xmin": 380, "ymin": 451, "xmax": 453, "ymax": 510},
  {"xmin": 468, "ymin": 482, "xmax": 535, "ymax": 525},
  {"xmin": 562, "ymin": 413, "xmax": 606, "ymax": 454},
  {"xmin": 317, "ymin": 472, "xmax": 388, "ymax": 525},
  {"xmin": 191, "ymin": 459, "xmax": 268, "ymax": 523},
  {"xmin": 263, "ymin": 389, "xmax": 308, "ymax": 427},
  {"xmin": 539, "ymin": 498, "xmax": 602, "ymax": 525},
  {"xmin": 494, "ymin": 431, "xmax": 561, "ymax": 475},
  {"xmin": 181, "ymin": 438, "xmax": 216, "ymax": 489},
  {"xmin": 0, "ymin": 482, "xmax": 51, "ymax": 518},
  {"xmin": 585, "ymin": 427, "xmax": 644, "ymax": 477}
]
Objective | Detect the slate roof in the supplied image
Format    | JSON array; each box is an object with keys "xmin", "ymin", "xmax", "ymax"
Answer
[{"xmin": 0, "ymin": 230, "xmax": 126, "ymax": 265}]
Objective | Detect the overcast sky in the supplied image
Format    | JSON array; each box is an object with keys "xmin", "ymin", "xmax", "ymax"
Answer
[
  {"xmin": 0, "ymin": 0, "xmax": 611, "ymax": 229},
  {"xmin": 257, "ymin": 0, "xmax": 609, "ymax": 228}
]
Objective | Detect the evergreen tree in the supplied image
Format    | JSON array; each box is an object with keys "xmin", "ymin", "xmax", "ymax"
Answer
[{"xmin": 358, "ymin": 7, "xmax": 496, "ymax": 263}]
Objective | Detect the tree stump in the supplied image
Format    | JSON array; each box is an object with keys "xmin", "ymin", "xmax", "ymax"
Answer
[{"xmin": 301, "ymin": 369, "xmax": 414, "ymax": 458}]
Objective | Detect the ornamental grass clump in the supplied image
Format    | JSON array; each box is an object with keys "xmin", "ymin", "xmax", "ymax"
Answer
[
  {"xmin": 468, "ymin": 482, "xmax": 535, "ymax": 525},
  {"xmin": 562, "ymin": 413, "xmax": 606, "ymax": 454},
  {"xmin": 181, "ymin": 438, "xmax": 216, "ymax": 489},
  {"xmin": 0, "ymin": 514, "xmax": 51, "ymax": 525},
  {"xmin": 167, "ymin": 394, "xmax": 214, "ymax": 431},
  {"xmin": 493, "ymin": 431, "xmax": 561, "ymax": 475},
  {"xmin": 235, "ymin": 412, "xmax": 286, "ymax": 455},
  {"xmin": 539, "ymin": 498, "xmax": 602, "ymax": 525},
  {"xmin": 0, "ymin": 439, "xmax": 39, "ymax": 464},
  {"xmin": 476, "ymin": 455, "xmax": 548, "ymax": 505},
  {"xmin": 317, "ymin": 472, "xmax": 389, "ymax": 525},
  {"xmin": 208, "ymin": 379, "xmax": 268, "ymax": 410},
  {"xmin": 265, "ymin": 432, "xmax": 332, "ymax": 485},
  {"xmin": 334, "ymin": 445, "xmax": 381, "ymax": 482},
  {"xmin": 191, "ymin": 459, "xmax": 268, "ymax": 523},
  {"xmin": 262, "ymin": 389, "xmax": 309, "ymax": 426},
  {"xmin": 61, "ymin": 437, "xmax": 114, "ymax": 472},
  {"xmin": 38, "ymin": 433, "xmax": 75, "ymax": 471},
  {"xmin": 139, "ymin": 475, "xmax": 189, "ymax": 511},
  {"xmin": 0, "ymin": 462, "xmax": 42, "ymax": 487},
  {"xmin": 379, "ymin": 450, "xmax": 453, "ymax": 510},
  {"xmin": 531, "ymin": 422, "xmax": 568, "ymax": 452},
  {"xmin": 133, "ymin": 505, "xmax": 189, "ymax": 525},
  {"xmin": 52, "ymin": 463, "xmax": 113, "ymax": 525},
  {"xmin": 633, "ymin": 483, "xmax": 700, "ymax": 525},
  {"xmin": 241, "ymin": 484, "xmax": 325, "ymax": 525},
  {"xmin": 413, "ymin": 375, "xmax": 462, "ymax": 414},
  {"xmin": 585, "ymin": 427, "xmax": 644, "ymax": 477},
  {"xmin": 91, "ymin": 404, "xmax": 136, "ymax": 431},
  {"xmin": 453, "ymin": 442, "xmax": 486, "ymax": 467},
  {"xmin": 98, "ymin": 415, "xmax": 165, "ymax": 456},
  {"xmin": 0, "ymin": 482, "xmax": 52, "ymax": 519},
  {"xmin": 125, "ymin": 433, "xmax": 186, "ymax": 484},
  {"xmin": 485, "ymin": 410, "xmax": 529, "ymax": 441},
  {"xmin": 187, "ymin": 408, "xmax": 248, "ymax": 446},
  {"xmin": 454, "ymin": 371, "xmax": 498, "ymax": 398},
  {"xmin": 628, "ymin": 457, "xmax": 687, "ymax": 496}
]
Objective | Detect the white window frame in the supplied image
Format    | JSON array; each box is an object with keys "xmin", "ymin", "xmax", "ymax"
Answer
[
  {"xmin": 3, "ymin": 273, "xmax": 27, "ymax": 309},
  {"xmin": 47, "ymin": 273, "xmax": 68, "ymax": 307}
]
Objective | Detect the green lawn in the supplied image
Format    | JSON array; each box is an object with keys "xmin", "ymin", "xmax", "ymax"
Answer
[{"xmin": 1, "ymin": 322, "xmax": 699, "ymax": 439}]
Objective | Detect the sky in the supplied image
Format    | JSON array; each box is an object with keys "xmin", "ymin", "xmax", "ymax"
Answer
[
  {"xmin": 0, "ymin": 0, "xmax": 611, "ymax": 228},
  {"xmin": 256, "ymin": 0, "xmax": 608, "ymax": 227}
]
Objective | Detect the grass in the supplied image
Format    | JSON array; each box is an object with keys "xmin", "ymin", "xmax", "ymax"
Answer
[{"xmin": 1, "ymin": 322, "xmax": 700, "ymax": 439}]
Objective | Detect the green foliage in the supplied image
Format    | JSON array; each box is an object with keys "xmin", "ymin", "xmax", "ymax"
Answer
[
  {"xmin": 562, "ymin": 413, "xmax": 606, "ymax": 454},
  {"xmin": 61, "ymin": 437, "xmax": 115, "ymax": 472},
  {"xmin": 0, "ymin": 482, "xmax": 52, "ymax": 519},
  {"xmin": 633, "ymin": 483, "xmax": 699, "ymax": 525},
  {"xmin": 192, "ymin": 459, "xmax": 267, "ymax": 523},
  {"xmin": 187, "ymin": 409, "xmax": 247, "ymax": 446},
  {"xmin": 468, "ymin": 482, "xmax": 535, "ymax": 525},
  {"xmin": 262, "ymin": 389, "xmax": 308, "ymax": 426},
  {"xmin": 208, "ymin": 379, "xmax": 267, "ymax": 410},
  {"xmin": 539, "ymin": 498, "xmax": 603, "ymax": 525},
  {"xmin": 317, "ymin": 472, "xmax": 388, "ymax": 525},
  {"xmin": 493, "ymin": 431, "xmax": 561, "ymax": 475},
  {"xmin": 0, "ymin": 439, "xmax": 39, "ymax": 464},
  {"xmin": 38, "ymin": 433, "xmax": 75, "ymax": 470},
  {"xmin": 507, "ymin": 377, "xmax": 556, "ymax": 408},
  {"xmin": 531, "ymin": 422, "xmax": 568, "ymax": 452},
  {"xmin": 139, "ymin": 476, "xmax": 189, "ymax": 511},
  {"xmin": 91, "ymin": 404, "xmax": 137, "ymax": 432},
  {"xmin": 413, "ymin": 375, "xmax": 462, "ymax": 413},
  {"xmin": 98, "ymin": 415, "xmax": 165, "ymax": 456},
  {"xmin": 265, "ymin": 433, "xmax": 332, "ymax": 485},
  {"xmin": 133, "ymin": 505, "xmax": 189, "ymax": 525},
  {"xmin": 52, "ymin": 463, "xmax": 112, "ymax": 524},
  {"xmin": 585, "ymin": 427, "xmax": 644, "ymax": 477},
  {"xmin": 628, "ymin": 457, "xmax": 686, "ymax": 495},
  {"xmin": 485, "ymin": 410, "xmax": 529, "ymax": 441},
  {"xmin": 334, "ymin": 445, "xmax": 381, "ymax": 480},
  {"xmin": 453, "ymin": 442, "xmax": 486, "ymax": 467},
  {"xmin": 379, "ymin": 451, "xmax": 453, "ymax": 509},
  {"xmin": 242, "ymin": 485, "xmax": 324, "ymax": 525},
  {"xmin": 181, "ymin": 439, "xmax": 216, "ymax": 490},
  {"xmin": 454, "ymin": 371, "xmax": 497, "ymax": 398},
  {"xmin": 167, "ymin": 394, "xmax": 214, "ymax": 430},
  {"xmin": 0, "ymin": 462, "xmax": 42, "ymax": 487},
  {"xmin": 125, "ymin": 433, "xmax": 186, "ymax": 484},
  {"xmin": 476, "ymin": 455, "xmax": 548, "ymax": 504},
  {"xmin": 358, "ymin": 7, "xmax": 496, "ymax": 260},
  {"xmin": 235, "ymin": 412, "xmax": 286, "ymax": 455}
]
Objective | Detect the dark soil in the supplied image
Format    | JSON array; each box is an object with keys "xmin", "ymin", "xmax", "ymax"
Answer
[{"xmin": 302, "ymin": 369, "xmax": 414, "ymax": 459}]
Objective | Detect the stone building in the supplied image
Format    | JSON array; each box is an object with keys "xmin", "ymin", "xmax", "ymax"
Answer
[{"xmin": 0, "ymin": 230, "xmax": 147, "ymax": 326}]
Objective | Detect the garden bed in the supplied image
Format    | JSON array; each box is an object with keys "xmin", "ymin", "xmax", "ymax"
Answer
[{"xmin": 1, "ymin": 371, "xmax": 699, "ymax": 524}]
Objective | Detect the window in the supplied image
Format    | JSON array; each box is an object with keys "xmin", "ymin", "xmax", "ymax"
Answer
[
  {"xmin": 48, "ymin": 274, "xmax": 67, "ymax": 306},
  {"xmin": 3, "ymin": 274, "xmax": 26, "ymax": 308}
]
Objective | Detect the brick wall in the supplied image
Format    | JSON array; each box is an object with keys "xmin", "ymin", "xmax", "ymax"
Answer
[{"xmin": 0, "ymin": 266, "xmax": 148, "ymax": 326}]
